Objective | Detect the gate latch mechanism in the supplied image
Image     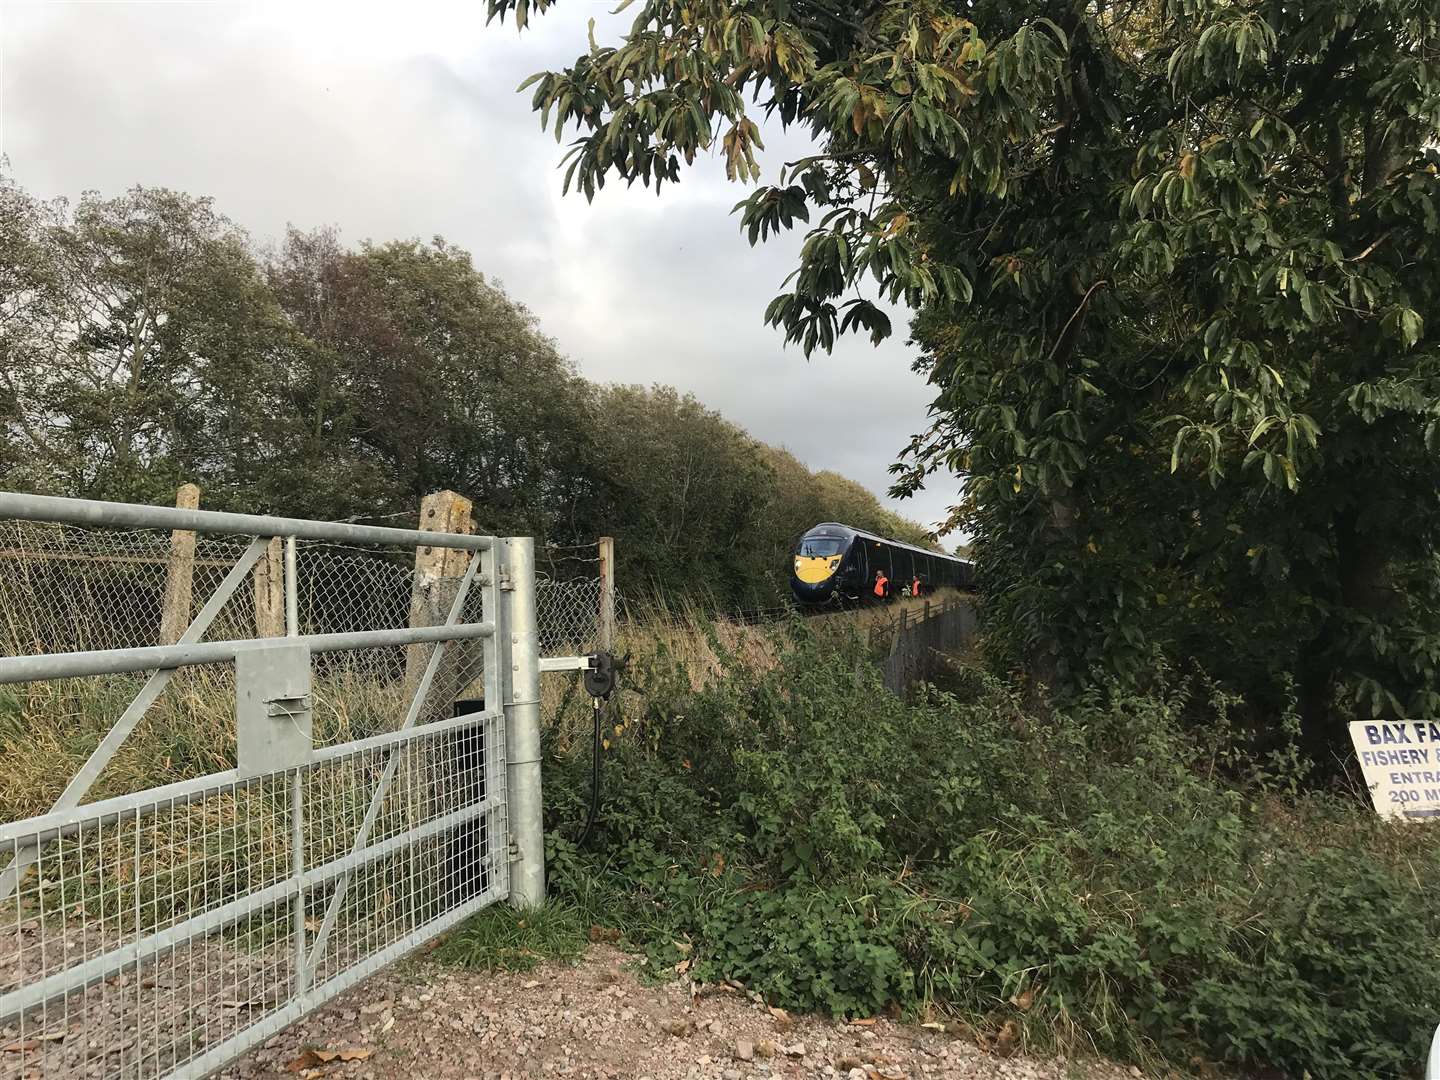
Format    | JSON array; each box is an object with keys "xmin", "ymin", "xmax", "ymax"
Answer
[{"xmin": 583, "ymin": 649, "xmax": 628, "ymax": 700}]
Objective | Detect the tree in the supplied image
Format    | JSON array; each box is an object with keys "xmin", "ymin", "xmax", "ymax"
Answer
[
  {"xmin": 496, "ymin": 0, "xmax": 1440, "ymax": 746},
  {"xmin": 0, "ymin": 183, "xmax": 298, "ymax": 506},
  {"xmin": 0, "ymin": 170, "xmax": 937, "ymax": 613},
  {"xmin": 587, "ymin": 384, "xmax": 775, "ymax": 604},
  {"xmin": 0, "ymin": 172, "xmax": 62, "ymax": 487},
  {"xmin": 268, "ymin": 233, "xmax": 597, "ymax": 531}
]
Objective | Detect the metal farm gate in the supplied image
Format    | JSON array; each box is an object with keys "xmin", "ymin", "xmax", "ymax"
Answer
[{"xmin": 0, "ymin": 493, "xmax": 553, "ymax": 1079}]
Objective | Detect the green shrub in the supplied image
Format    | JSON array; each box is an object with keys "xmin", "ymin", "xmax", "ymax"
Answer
[{"xmin": 533, "ymin": 621, "xmax": 1440, "ymax": 1078}]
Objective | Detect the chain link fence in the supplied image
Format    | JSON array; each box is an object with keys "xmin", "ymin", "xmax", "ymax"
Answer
[{"xmin": 0, "ymin": 521, "xmax": 604, "ymax": 660}]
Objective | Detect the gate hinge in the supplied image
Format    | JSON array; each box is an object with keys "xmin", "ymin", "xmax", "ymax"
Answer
[
  {"xmin": 498, "ymin": 568, "xmax": 515, "ymax": 592},
  {"xmin": 506, "ymin": 840, "xmax": 522, "ymax": 863}
]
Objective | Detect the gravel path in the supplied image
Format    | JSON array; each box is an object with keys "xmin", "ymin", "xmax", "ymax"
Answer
[{"xmin": 221, "ymin": 945, "xmax": 1143, "ymax": 1080}]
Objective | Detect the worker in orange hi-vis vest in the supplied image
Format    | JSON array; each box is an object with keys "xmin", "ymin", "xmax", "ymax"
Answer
[
  {"xmin": 911, "ymin": 575, "xmax": 922, "ymax": 598},
  {"xmin": 873, "ymin": 569, "xmax": 889, "ymax": 599}
]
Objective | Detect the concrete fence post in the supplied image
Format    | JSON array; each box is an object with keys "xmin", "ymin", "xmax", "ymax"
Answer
[
  {"xmin": 597, "ymin": 536, "xmax": 615, "ymax": 651},
  {"xmin": 407, "ymin": 490, "xmax": 473, "ymax": 684},
  {"xmin": 502, "ymin": 536, "xmax": 545, "ymax": 908},
  {"xmin": 159, "ymin": 483, "xmax": 201, "ymax": 645},
  {"xmin": 253, "ymin": 538, "xmax": 285, "ymax": 637}
]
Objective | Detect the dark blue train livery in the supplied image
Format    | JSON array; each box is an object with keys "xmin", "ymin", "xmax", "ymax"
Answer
[{"xmin": 789, "ymin": 522, "xmax": 974, "ymax": 605}]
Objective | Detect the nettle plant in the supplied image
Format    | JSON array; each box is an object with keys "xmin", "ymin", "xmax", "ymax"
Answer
[{"xmin": 491, "ymin": 0, "xmax": 1440, "ymax": 748}]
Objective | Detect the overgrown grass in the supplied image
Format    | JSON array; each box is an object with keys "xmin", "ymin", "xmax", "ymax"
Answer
[
  {"xmin": 533, "ymin": 619, "xmax": 1440, "ymax": 1080},
  {"xmin": 0, "ymin": 662, "xmax": 425, "ymax": 819},
  {"xmin": 435, "ymin": 899, "xmax": 591, "ymax": 973}
]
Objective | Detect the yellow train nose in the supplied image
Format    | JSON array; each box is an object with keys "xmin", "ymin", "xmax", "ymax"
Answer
[{"xmin": 794, "ymin": 555, "xmax": 840, "ymax": 584}]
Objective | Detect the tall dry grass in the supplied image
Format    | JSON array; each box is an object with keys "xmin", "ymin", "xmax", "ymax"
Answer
[{"xmin": 0, "ymin": 595, "xmax": 974, "ymax": 821}]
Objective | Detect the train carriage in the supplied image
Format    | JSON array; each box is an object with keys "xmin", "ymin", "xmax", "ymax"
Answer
[{"xmin": 790, "ymin": 522, "xmax": 973, "ymax": 605}]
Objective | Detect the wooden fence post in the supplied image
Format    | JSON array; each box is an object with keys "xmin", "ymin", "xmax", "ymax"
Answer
[
  {"xmin": 253, "ymin": 537, "xmax": 285, "ymax": 637},
  {"xmin": 159, "ymin": 483, "xmax": 200, "ymax": 645},
  {"xmin": 597, "ymin": 536, "xmax": 615, "ymax": 651},
  {"xmin": 407, "ymin": 490, "xmax": 473, "ymax": 685}
]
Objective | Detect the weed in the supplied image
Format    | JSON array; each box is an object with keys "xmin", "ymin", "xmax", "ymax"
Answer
[
  {"xmin": 532, "ymin": 620, "xmax": 1440, "ymax": 1080},
  {"xmin": 435, "ymin": 900, "xmax": 590, "ymax": 973}
]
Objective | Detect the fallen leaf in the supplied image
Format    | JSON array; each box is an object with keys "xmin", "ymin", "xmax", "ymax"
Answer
[
  {"xmin": 768, "ymin": 1005, "xmax": 794, "ymax": 1030},
  {"xmin": 304, "ymin": 918, "xmax": 321, "ymax": 933},
  {"xmin": 286, "ymin": 1045, "xmax": 370, "ymax": 1073},
  {"xmin": 920, "ymin": 1022, "xmax": 947, "ymax": 1033},
  {"xmin": 673, "ymin": 939, "xmax": 693, "ymax": 956},
  {"xmin": 588, "ymin": 925, "xmax": 622, "ymax": 943},
  {"xmin": 850, "ymin": 1017, "xmax": 877, "ymax": 1027},
  {"xmin": 1010, "ymin": 986, "xmax": 1035, "ymax": 1011},
  {"xmin": 2, "ymin": 1041, "xmax": 38, "ymax": 1053},
  {"xmin": 380, "ymin": 1015, "xmax": 395, "ymax": 1033},
  {"xmin": 285, "ymin": 1050, "xmax": 330, "ymax": 1073},
  {"xmin": 674, "ymin": 958, "xmax": 691, "ymax": 975}
]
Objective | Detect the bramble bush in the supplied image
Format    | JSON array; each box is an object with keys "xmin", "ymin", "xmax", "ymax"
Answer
[{"xmin": 536, "ymin": 623, "xmax": 1440, "ymax": 1078}]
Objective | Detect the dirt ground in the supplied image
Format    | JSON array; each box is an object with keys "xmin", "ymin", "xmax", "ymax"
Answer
[{"xmin": 222, "ymin": 945, "xmax": 1142, "ymax": 1080}]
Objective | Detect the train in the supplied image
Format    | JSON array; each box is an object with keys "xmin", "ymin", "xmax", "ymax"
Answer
[{"xmin": 789, "ymin": 522, "xmax": 974, "ymax": 605}]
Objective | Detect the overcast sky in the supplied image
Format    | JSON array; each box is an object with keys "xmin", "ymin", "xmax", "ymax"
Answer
[{"xmin": 0, "ymin": 0, "xmax": 957, "ymax": 532}]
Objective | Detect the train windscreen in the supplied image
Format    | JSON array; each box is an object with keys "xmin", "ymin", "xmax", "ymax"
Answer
[{"xmin": 797, "ymin": 537, "xmax": 845, "ymax": 557}]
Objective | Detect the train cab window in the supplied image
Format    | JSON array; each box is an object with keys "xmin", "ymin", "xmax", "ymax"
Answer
[{"xmin": 797, "ymin": 537, "xmax": 845, "ymax": 557}]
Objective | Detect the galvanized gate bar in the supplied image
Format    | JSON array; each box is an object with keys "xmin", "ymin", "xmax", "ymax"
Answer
[
  {"xmin": 0, "ymin": 706, "xmax": 505, "ymax": 849},
  {"xmin": 540, "ymin": 656, "xmax": 592, "ymax": 672},
  {"xmin": 304, "ymin": 550, "xmax": 484, "ymax": 970},
  {"xmin": 0, "ymin": 620, "xmax": 496, "ymax": 683},
  {"xmin": 164, "ymin": 882, "xmax": 503, "ymax": 1080},
  {"xmin": 503, "ymin": 537, "xmax": 545, "ymax": 908},
  {"xmin": 0, "ymin": 786, "xmax": 503, "ymax": 1024},
  {"xmin": 0, "ymin": 536, "xmax": 270, "ymax": 900},
  {"xmin": 0, "ymin": 492, "xmax": 494, "ymax": 550}
]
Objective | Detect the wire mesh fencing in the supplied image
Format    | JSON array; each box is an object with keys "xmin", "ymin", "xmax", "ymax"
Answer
[
  {"xmin": 536, "ymin": 575, "xmax": 603, "ymax": 656},
  {"xmin": 0, "ymin": 521, "xmax": 254, "ymax": 654},
  {"xmin": 0, "ymin": 522, "xmax": 608, "ymax": 663},
  {"xmin": 0, "ymin": 667, "xmax": 507, "ymax": 1080},
  {"xmin": 0, "ymin": 499, "xmax": 529, "ymax": 1080}
]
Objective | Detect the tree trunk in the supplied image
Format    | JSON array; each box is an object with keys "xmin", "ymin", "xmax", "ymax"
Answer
[{"xmin": 1299, "ymin": 500, "xmax": 1399, "ymax": 767}]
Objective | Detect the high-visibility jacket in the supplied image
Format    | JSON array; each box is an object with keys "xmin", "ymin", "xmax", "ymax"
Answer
[
  {"xmin": 873, "ymin": 574, "xmax": 888, "ymax": 598},
  {"xmin": 912, "ymin": 578, "xmax": 922, "ymax": 596}
]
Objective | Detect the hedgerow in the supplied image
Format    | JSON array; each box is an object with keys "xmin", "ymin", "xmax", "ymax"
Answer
[{"xmin": 535, "ymin": 622, "xmax": 1440, "ymax": 1079}]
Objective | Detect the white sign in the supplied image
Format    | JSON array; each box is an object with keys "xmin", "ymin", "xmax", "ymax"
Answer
[{"xmin": 1349, "ymin": 721, "xmax": 1440, "ymax": 821}]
